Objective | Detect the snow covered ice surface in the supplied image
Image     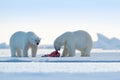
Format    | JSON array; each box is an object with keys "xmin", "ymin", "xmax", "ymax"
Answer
[
  {"xmin": 0, "ymin": 62, "xmax": 120, "ymax": 80},
  {"xmin": 0, "ymin": 49, "xmax": 120, "ymax": 80}
]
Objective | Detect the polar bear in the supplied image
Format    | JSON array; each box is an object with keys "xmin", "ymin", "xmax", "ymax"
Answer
[
  {"xmin": 9, "ymin": 31, "xmax": 41, "ymax": 57},
  {"xmin": 54, "ymin": 30, "xmax": 93, "ymax": 57}
]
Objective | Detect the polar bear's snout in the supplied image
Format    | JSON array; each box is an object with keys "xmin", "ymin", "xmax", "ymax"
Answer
[
  {"xmin": 35, "ymin": 39, "xmax": 40, "ymax": 45},
  {"xmin": 37, "ymin": 42, "xmax": 39, "ymax": 45},
  {"xmin": 36, "ymin": 41, "xmax": 40, "ymax": 45}
]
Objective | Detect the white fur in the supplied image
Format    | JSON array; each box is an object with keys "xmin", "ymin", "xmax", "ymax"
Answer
[
  {"xmin": 54, "ymin": 30, "xmax": 93, "ymax": 57},
  {"xmin": 9, "ymin": 31, "xmax": 41, "ymax": 57}
]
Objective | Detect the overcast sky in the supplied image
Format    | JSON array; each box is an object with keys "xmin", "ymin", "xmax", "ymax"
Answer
[{"xmin": 0, "ymin": 0, "xmax": 120, "ymax": 45}]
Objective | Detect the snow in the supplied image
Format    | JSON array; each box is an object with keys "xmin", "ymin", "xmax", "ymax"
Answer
[
  {"xmin": 0, "ymin": 62, "xmax": 120, "ymax": 80},
  {"xmin": 0, "ymin": 49, "xmax": 120, "ymax": 80},
  {"xmin": 0, "ymin": 49, "xmax": 120, "ymax": 62},
  {"xmin": 0, "ymin": 62, "xmax": 120, "ymax": 73}
]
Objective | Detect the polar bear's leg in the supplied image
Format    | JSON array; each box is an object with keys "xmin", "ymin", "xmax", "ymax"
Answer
[
  {"xmin": 62, "ymin": 44, "xmax": 69, "ymax": 57},
  {"xmin": 84, "ymin": 47, "xmax": 91, "ymax": 57},
  {"xmin": 10, "ymin": 47, "xmax": 16, "ymax": 57},
  {"xmin": 81, "ymin": 48, "xmax": 91, "ymax": 57},
  {"xmin": 31, "ymin": 46, "xmax": 37, "ymax": 57},
  {"xmin": 81, "ymin": 50, "xmax": 86, "ymax": 57},
  {"xmin": 23, "ymin": 48, "xmax": 28, "ymax": 57},
  {"xmin": 67, "ymin": 45, "xmax": 75, "ymax": 57},
  {"xmin": 62, "ymin": 48, "xmax": 68, "ymax": 57},
  {"xmin": 17, "ymin": 49, "xmax": 22, "ymax": 57},
  {"xmin": 68, "ymin": 48, "xmax": 75, "ymax": 57},
  {"xmin": 67, "ymin": 41, "xmax": 75, "ymax": 57}
]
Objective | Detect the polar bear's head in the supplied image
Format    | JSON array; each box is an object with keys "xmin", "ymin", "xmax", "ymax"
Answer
[
  {"xmin": 27, "ymin": 32, "xmax": 41, "ymax": 46},
  {"xmin": 54, "ymin": 32, "xmax": 72, "ymax": 51},
  {"xmin": 54, "ymin": 35, "xmax": 65, "ymax": 51},
  {"xmin": 30, "ymin": 35, "xmax": 41, "ymax": 46}
]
